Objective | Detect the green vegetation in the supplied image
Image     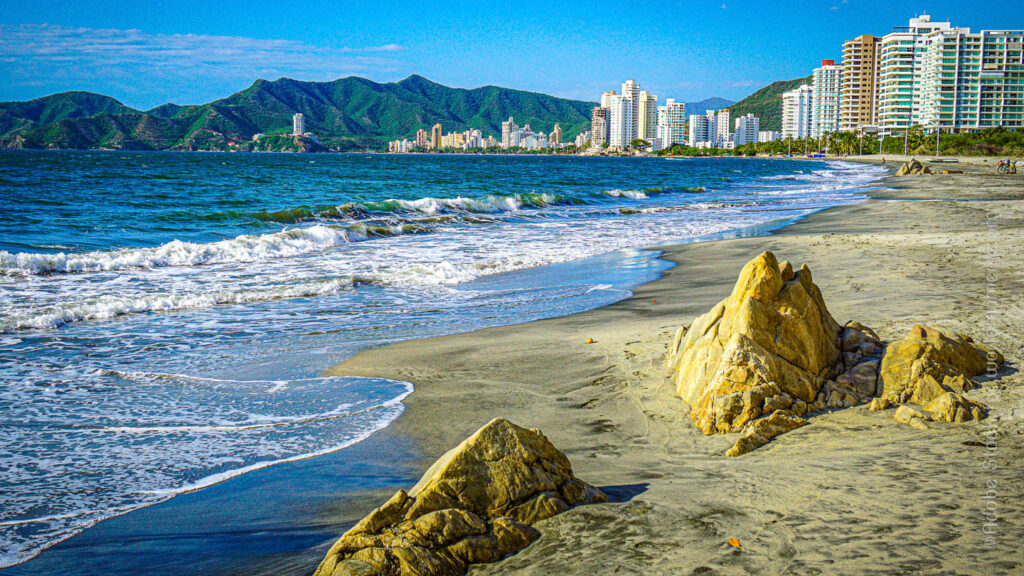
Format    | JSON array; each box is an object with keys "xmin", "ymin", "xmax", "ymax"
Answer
[
  {"xmin": 727, "ymin": 76, "xmax": 813, "ymax": 132},
  {"xmin": 0, "ymin": 75, "xmax": 597, "ymax": 152},
  {"xmin": 655, "ymin": 127, "xmax": 1024, "ymax": 158}
]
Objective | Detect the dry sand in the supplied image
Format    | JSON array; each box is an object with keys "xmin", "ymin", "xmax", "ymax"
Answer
[{"xmin": 324, "ymin": 164, "xmax": 1024, "ymax": 575}]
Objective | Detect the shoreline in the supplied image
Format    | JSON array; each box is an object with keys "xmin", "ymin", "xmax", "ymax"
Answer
[{"xmin": 323, "ymin": 164, "xmax": 1024, "ymax": 574}]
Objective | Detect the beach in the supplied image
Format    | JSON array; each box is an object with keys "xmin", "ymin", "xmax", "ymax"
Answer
[{"xmin": 324, "ymin": 160, "xmax": 1024, "ymax": 575}]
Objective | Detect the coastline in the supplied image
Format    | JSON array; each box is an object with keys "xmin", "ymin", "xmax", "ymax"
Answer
[{"xmin": 323, "ymin": 162, "xmax": 1024, "ymax": 574}]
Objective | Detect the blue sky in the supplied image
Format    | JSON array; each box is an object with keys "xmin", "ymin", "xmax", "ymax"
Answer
[{"xmin": 1, "ymin": 1, "xmax": 1022, "ymax": 109}]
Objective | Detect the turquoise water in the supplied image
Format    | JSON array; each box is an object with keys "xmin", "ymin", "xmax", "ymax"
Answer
[{"xmin": 0, "ymin": 151, "xmax": 886, "ymax": 570}]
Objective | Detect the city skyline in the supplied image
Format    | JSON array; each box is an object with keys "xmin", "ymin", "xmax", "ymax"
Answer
[{"xmin": 3, "ymin": 1, "xmax": 1024, "ymax": 109}]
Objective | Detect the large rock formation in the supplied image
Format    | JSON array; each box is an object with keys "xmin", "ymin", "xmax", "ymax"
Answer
[
  {"xmin": 666, "ymin": 251, "xmax": 882, "ymax": 455},
  {"xmin": 879, "ymin": 324, "xmax": 1002, "ymax": 404},
  {"xmin": 873, "ymin": 324, "xmax": 1002, "ymax": 425},
  {"xmin": 314, "ymin": 418, "xmax": 607, "ymax": 576}
]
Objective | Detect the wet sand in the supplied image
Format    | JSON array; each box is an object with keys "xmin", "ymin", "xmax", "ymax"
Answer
[{"xmin": 325, "ymin": 164, "xmax": 1024, "ymax": 575}]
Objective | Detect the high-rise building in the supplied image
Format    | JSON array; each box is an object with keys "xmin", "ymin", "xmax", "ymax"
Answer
[
  {"xmin": 733, "ymin": 114, "xmax": 760, "ymax": 146},
  {"xmin": 430, "ymin": 123, "xmax": 443, "ymax": 149},
  {"xmin": 840, "ymin": 35, "xmax": 881, "ymax": 132},
  {"xmin": 875, "ymin": 14, "xmax": 952, "ymax": 134},
  {"xmin": 637, "ymin": 91, "xmax": 659, "ymax": 141},
  {"xmin": 781, "ymin": 85, "xmax": 814, "ymax": 139},
  {"xmin": 715, "ymin": 109, "xmax": 731, "ymax": 146},
  {"xmin": 621, "ymin": 80, "xmax": 641, "ymax": 141},
  {"xmin": 415, "ymin": 129, "xmax": 428, "ymax": 148},
  {"xmin": 656, "ymin": 99, "xmax": 687, "ymax": 148},
  {"xmin": 550, "ymin": 123, "xmax": 563, "ymax": 144},
  {"xmin": 916, "ymin": 26, "xmax": 1024, "ymax": 131},
  {"xmin": 590, "ymin": 107, "xmax": 609, "ymax": 147},
  {"xmin": 292, "ymin": 113, "xmax": 305, "ymax": 136},
  {"xmin": 811, "ymin": 60, "xmax": 842, "ymax": 137},
  {"xmin": 688, "ymin": 113, "xmax": 713, "ymax": 147},
  {"xmin": 607, "ymin": 94, "xmax": 633, "ymax": 148},
  {"xmin": 501, "ymin": 117, "xmax": 519, "ymax": 148}
]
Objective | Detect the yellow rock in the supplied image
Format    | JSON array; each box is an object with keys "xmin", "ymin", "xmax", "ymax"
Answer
[
  {"xmin": 879, "ymin": 324, "xmax": 1003, "ymax": 405},
  {"xmin": 726, "ymin": 410, "xmax": 808, "ymax": 457},
  {"xmin": 924, "ymin": 391, "xmax": 986, "ymax": 423},
  {"xmin": 314, "ymin": 418, "xmax": 606, "ymax": 576},
  {"xmin": 668, "ymin": 251, "xmax": 843, "ymax": 435},
  {"xmin": 868, "ymin": 397, "xmax": 891, "ymax": 411}
]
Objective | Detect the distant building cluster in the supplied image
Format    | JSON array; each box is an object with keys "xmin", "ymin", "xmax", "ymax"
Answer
[
  {"xmin": 590, "ymin": 80, "xmax": 685, "ymax": 150},
  {"xmin": 388, "ymin": 118, "xmax": 573, "ymax": 152},
  {"xmin": 782, "ymin": 14, "xmax": 1024, "ymax": 139}
]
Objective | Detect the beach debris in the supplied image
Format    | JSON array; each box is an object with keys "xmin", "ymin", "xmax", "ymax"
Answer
[
  {"xmin": 728, "ymin": 538, "xmax": 742, "ymax": 549},
  {"xmin": 666, "ymin": 251, "xmax": 883, "ymax": 456},
  {"xmin": 314, "ymin": 418, "xmax": 606, "ymax": 576},
  {"xmin": 585, "ymin": 337, "xmax": 595, "ymax": 344}
]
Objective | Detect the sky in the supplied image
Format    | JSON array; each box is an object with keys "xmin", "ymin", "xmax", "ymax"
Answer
[{"xmin": 2, "ymin": 1, "xmax": 1023, "ymax": 109}]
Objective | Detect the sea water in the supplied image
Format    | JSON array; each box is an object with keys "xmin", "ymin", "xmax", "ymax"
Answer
[{"xmin": 0, "ymin": 151, "xmax": 886, "ymax": 568}]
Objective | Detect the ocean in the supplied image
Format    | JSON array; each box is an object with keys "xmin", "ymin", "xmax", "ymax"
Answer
[{"xmin": 0, "ymin": 151, "xmax": 885, "ymax": 571}]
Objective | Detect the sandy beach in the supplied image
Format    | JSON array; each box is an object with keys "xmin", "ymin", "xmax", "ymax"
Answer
[{"xmin": 324, "ymin": 159, "xmax": 1024, "ymax": 575}]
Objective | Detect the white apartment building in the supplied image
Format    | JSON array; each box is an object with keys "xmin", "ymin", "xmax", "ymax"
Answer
[
  {"xmin": 733, "ymin": 114, "xmax": 760, "ymax": 146},
  {"xmin": 656, "ymin": 99, "xmax": 687, "ymax": 148},
  {"xmin": 782, "ymin": 85, "xmax": 814, "ymax": 139},
  {"xmin": 688, "ymin": 111, "xmax": 715, "ymax": 147},
  {"xmin": 758, "ymin": 130, "xmax": 781, "ymax": 142},
  {"xmin": 621, "ymin": 80, "xmax": 641, "ymax": 141},
  {"xmin": 715, "ymin": 109, "xmax": 731, "ymax": 146},
  {"xmin": 875, "ymin": 14, "xmax": 952, "ymax": 133},
  {"xmin": 292, "ymin": 113, "xmax": 305, "ymax": 136},
  {"xmin": 607, "ymin": 94, "xmax": 633, "ymax": 148},
  {"xmin": 637, "ymin": 91, "xmax": 658, "ymax": 141},
  {"xmin": 811, "ymin": 60, "xmax": 842, "ymax": 137},
  {"xmin": 501, "ymin": 117, "xmax": 519, "ymax": 148},
  {"xmin": 916, "ymin": 26, "xmax": 1024, "ymax": 131}
]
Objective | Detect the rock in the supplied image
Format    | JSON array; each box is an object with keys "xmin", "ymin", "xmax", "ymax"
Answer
[
  {"xmin": 726, "ymin": 410, "xmax": 808, "ymax": 457},
  {"xmin": 868, "ymin": 397, "xmax": 891, "ymax": 411},
  {"xmin": 908, "ymin": 417, "xmax": 929, "ymax": 430},
  {"xmin": 924, "ymin": 392, "xmax": 986, "ymax": 423},
  {"xmin": 667, "ymin": 251, "xmax": 843, "ymax": 435},
  {"xmin": 314, "ymin": 418, "xmax": 606, "ymax": 576},
  {"xmin": 920, "ymin": 165, "xmax": 933, "ymax": 175},
  {"xmin": 894, "ymin": 404, "xmax": 930, "ymax": 424},
  {"xmin": 879, "ymin": 324, "xmax": 1003, "ymax": 405}
]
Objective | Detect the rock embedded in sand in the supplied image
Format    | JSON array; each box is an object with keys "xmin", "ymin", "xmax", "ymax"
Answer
[
  {"xmin": 879, "ymin": 324, "xmax": 1003, "ymax": 406},
  {"xmin": 314, "ymin": 418, "xmax": 607, "ymax": 576},
  {"xmin": 666, "ymin": 252, "xmax": 882, "ymax": 449},
  {"xmin": 725, "ymin": 410, "xmax": 808, "ymax": 457}
]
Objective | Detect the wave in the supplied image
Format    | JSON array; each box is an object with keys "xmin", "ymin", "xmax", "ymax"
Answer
[
  {"xmin": 0, "ymin": 222, "xmax": 426, "ymax": 276},
  {"xmin": 205, "ymin": 187, "xmax": 696, "ymax": 224},
  {"xmin": 2, "ymin": 277, "xmax": 360, "ymax": 331}
]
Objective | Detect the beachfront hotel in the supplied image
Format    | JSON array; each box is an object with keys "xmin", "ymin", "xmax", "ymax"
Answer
[
  {"xmin": 823, "ymin": 14, "xmax": 1024, "ymax": 135},
  {"xmin": 811, "ymin": 60, "xmax": 842, "ymax": 138},
  {"xmin": 839, "ymin": 35, "xmax": 881, "ymax": 132}
]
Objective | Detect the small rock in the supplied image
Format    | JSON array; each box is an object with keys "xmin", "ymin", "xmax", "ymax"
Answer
[{"xmin": 868, "ymin": 397, "xmax": 891, "ymax": 411}]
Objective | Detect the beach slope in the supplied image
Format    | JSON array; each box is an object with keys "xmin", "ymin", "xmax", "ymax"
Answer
[{"xmin": 326, "ymin": 167, "xmax": 1024, "ymax": 575}]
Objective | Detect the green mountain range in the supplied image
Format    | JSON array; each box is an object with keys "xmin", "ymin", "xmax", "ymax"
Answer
[
  {"xmin": 726, "ymin": 76, "xmax": 813, "ymax": 132},
  {"xmin": 0, "ymin": 74, "xmax": 790, "ymax": 151},
  {"xmin": 0, "ymin": 75, "xmax": 598, "ymax": 152}
]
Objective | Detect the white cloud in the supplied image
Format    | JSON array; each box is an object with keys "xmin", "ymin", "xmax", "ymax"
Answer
[{"xmin": 0, "ymin": 24, "xmax": 409, "ymax": 106}]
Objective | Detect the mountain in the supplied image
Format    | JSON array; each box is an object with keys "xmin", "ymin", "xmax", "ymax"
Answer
[
  {"xmin": 0, "ymin": 92, "xmax": 136, "ymax": 138},
  {"xmin": 727, "ymin": 76, "xmax": 813, "ymax": 132},
  {"xmin": 0, "ymin": 75, "xmax": 597, "ymax": 152},
  {"xmin": 684, "ymin": 97, "xmax": 735, "ymax": 119}
]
